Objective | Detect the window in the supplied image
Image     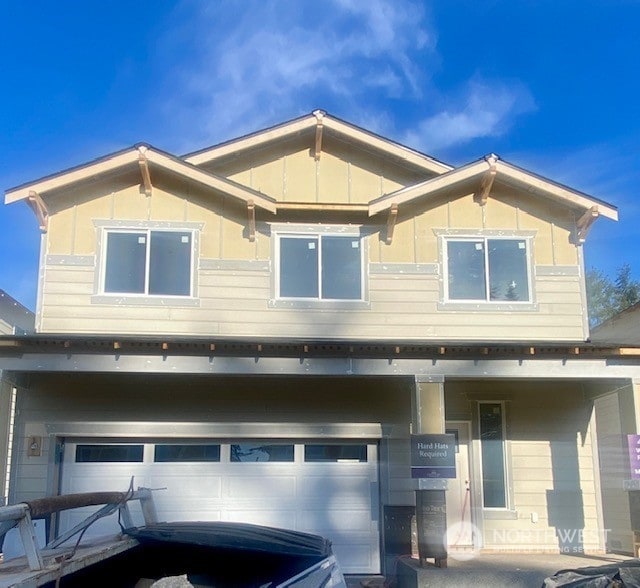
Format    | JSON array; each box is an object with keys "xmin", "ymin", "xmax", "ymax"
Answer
[
  {"xmin": 103, "ymin": 230, "xmax": 192, "ymax": 296},
  {"xmin": 304, "ymin": 444, "xmax": 367, "ymax": 462},
  {"xmin": 446, "ymin": 238, "xmax": 530, "ymax": 302},
  {"xmin": 479, "ymin": 403, "xmax": 508, "ymax": 508},
  {"xmin": 75, "ymin": 444, "xmax": 144, "ymax": 463},
  {"xmin": 230, "ymin": 443, "xmax": 294, "ymax": 462},
  {"xmin": 277, "ymin": 233, "xmax": 363, "ymax": 300},
  {"xmin": 154, "ymin": 444, "xmax": 220, "ymax": 462}
]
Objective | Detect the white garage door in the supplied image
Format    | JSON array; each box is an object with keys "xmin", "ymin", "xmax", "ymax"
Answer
[{"xmin": 60, "ymin": 440, "xmax": 380, "ymax": 574}]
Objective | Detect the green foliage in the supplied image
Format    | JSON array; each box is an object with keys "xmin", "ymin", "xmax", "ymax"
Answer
[{"xmin": 586, "ymin": 264, "xmax": 640, "ymax": 327}]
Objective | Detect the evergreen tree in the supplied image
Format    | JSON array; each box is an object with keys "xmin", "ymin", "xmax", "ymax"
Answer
[{"xmin": 586, "ymin": 264, "xmax": 640, "ymax": 327}]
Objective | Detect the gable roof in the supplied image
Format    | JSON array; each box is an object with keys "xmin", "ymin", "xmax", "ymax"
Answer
[
  {"xmin": 5, "ymin": 144, "xmax": 277, "ymax": 213},
  {"xmin": 184, "ymin": 110, "xmax": 453, "ymax": 175},
  {"xmin": 4, "ymin": 111, "xmax": 618, "ymax": 228},
  {"xmin": 368, "ymin": 154, "xmax": 618, "ymax": 221}
]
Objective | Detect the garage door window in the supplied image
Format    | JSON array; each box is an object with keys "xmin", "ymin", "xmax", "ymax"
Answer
[
  {"xmin": 154, "ymin": 444, "xmax": 220, "ymax": 462},
  {"xmin": 230, "ymin": 443, "xmax": 294, "ymax": 462},
  {"xmin": 75, "ymin": 444, "xmax": 144, "ymax": 463},
  {"xmin": 304, "ymin": 444, "xmax": 367, "ymax": 462}
]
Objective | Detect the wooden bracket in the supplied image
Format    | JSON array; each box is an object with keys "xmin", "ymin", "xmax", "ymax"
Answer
[
  {"xmin": 313, "ymin": 110, "xmax": 324, "ymax": 160},
  {"xmin": 474, "ymin": 154, "xmax": 498, "ymax": 205},
  {"xmin": 576, "ymin": 206, "xmax": 599, "ymax": 243},
  {"xmin": 385, "ymin": 203, "xmax": 398, "ymax": 244},
  {"xmin": 247, "ymin": 200, "xmax": 256, "ymax": 242},
  {"xmin": 26, "ymin": 190, "xmax": 49, "ymax": 232},
  {"xmin": 137, "ymin": 147, "xmax": 153, "ymax": 197}
]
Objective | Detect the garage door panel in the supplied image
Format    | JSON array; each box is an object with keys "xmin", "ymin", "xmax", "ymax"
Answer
[
  {"xmin": 147, "ymin": 475, "xmax": 223, "ymax": 499},
  {"xmin": 225, "ymin": 476, "xmax": 297, "ymax": 499},
  {"xmin": 300, "ymin": 509, "xmax": 373, "ymax": 532},
  {"xmin": 331, "ymin": 543, "xmax": 374, "ymax": 571},
  {"xmin": 155, "ymin": 509, "xmax": 223, "ymax": 523},
  {"xmin": 61, "ymin": 440, "xmax": 380, "ymax": 575}
]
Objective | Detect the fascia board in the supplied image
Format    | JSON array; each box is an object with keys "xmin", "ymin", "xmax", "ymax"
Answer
[
  {"xmin": 5, "ymin": 147, "xmax": 277, "ymax": 214},
  {"xmin": 184, "ymin": 112, "xmax": 453, "ymax": 176},
  {"xmin": 369, "ymin": 158, "xmax": 619, "ymax": 221},
  {"xmin": 184, "ymin": 115, "xmax": 317, "ymax": 165},
  {"xmin": 369, "ymin": 160, "xmax": 487, "ymax": 216},
  {"xmin": 145, "ymin": 150, "xmax": 277, "ymax": 213},
  {"xmin": 322, "ymin": 117, "xmax": 452, "ymax": 175},
  {"xmin": 5, "ymin": 150, "xmax": 139, "ymax": 204},
  {"xmin": 496, "ymin": 161, "xmax": 618, "ymax": 221}
]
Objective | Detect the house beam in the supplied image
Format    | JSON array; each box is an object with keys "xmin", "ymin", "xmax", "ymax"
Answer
[
  {"xmin": 474, "ymin": 154, "xmax": 498, "ymax": 205},
  {"xmin": 137, "ymin": 147, "xmax": 153, "ymax": 197},
  {"xmin": 386, "ymin": 203, "xmax": 398, "ymax": 244},
  {"xmin": 576, "ymin": 206, "xmax": 599, "ymax": 243},
  {"xmin": 247, "ymin": 200, "xmax": 256, "ymax": 242},
  {"xmin": 313, "ymin": 110, "xmax": 324, "ymax": 160},
  {"xmin": 26, "ymin": 191, "xmax": 49, "ymax": 232}
]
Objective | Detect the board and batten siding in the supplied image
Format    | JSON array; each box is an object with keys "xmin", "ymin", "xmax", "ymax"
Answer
[{"xmin": 35, "ymin": 149, "xmax": 587, "ymax": 340}]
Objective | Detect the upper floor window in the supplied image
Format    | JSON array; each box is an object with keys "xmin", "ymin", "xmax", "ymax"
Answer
[
  {"xmin": 276, "ymin": 233, "xmax": 363, "ymax": 301},
  {"xmin": 445, "ymin": 237, "xmax": 531, "ymax": 303},
  {"xmin": 103, "ymin": 230, "xmax": 192, "ymax": 297}
]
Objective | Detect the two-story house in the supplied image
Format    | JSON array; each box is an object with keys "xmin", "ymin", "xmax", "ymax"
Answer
[{"xmin": 2, "ymin": 111, "xmax": 640, "ymax": 575}]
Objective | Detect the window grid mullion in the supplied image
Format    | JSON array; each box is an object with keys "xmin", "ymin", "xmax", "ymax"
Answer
[
  {"xmin": 144, "ymin": 230, "xmax": 152, "ymax": 295},
  {"xmin": 317, "ymin": 236, "xmax": 323, "ymax": 300},
  {"xmin": 483, "ymin": 238, "xmax": 490, "ymax": 301}
]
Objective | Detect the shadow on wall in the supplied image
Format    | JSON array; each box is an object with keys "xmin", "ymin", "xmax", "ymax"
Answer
[{"xmin": 547, "ymin": 435, "xmax": 585, "ymax": 554}]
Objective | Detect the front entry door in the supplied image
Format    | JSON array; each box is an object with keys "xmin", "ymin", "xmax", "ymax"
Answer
[{"xmin": 445, "ymin": 421, "xmax": 473, "ymax": 547}]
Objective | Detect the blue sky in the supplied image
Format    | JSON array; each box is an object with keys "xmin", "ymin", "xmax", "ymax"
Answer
[{"xmin": 2, "ymin": 0, "xmax": 639, "ymax": 310}]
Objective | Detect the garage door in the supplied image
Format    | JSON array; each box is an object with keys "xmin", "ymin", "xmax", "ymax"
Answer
[{"xmin": 60, "ymin": 440, "xmax": 380, "ymax": 574}]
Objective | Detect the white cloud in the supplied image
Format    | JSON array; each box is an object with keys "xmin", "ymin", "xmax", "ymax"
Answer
[
  {"xmin": 404, "ymin": 80, "xmax": 537, "ymax": 152},
  {"xmin": 158, "ymin": 0, "xmax": 437, "ymax": 149},
  {"xmin": 156, "ymin": 1, "xmax": 535, "ymax": 156}
]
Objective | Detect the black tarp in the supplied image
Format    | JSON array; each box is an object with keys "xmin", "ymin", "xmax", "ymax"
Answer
[{"xmin": 542, "ymin": 560, "xmax": 640, "ymax": 588}]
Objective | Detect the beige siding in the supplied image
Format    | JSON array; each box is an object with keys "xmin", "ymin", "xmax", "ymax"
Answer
[
  {"xmin": 594, "ymin": 391, "xmax": 634, "ymax": 553},
  {"xmin": 39, "ymin": 261, "xmax": 586, "ymax": 340},
  {"xmin": 36, "ymin": 144, "xmax": 586, "ymax": 340},
  {"xmin": 10, "ymin": 374, "xmax": 412, "ymax": 505},
  {"xmin": 0, "ymin": 318, "xmax": 13, "ymax": 335},
  {"xmin": 445, "ymin": 382, "xmax": 603, "ymax": 552}
]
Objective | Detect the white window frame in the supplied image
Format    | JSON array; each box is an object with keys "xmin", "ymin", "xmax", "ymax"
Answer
[
  {"xmin": 443, "ymin": 235, "xmax": 533, "ymax": 304},
  {"xmin": 100, "ymin": 227, "xmax": 195, "ymax": 298},
  {"xmin": 272, "ymin": 225, "xmax": 366, "ymax": 306}
]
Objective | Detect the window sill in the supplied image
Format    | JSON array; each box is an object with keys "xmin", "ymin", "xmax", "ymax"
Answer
[
  {"xmin": 437, "ymin": 301, "xmax": 539, "ymax": 312},
  {"xmin": 91, "ymin": 295, "xmax": 201, "ymax": 307},
  {"xmin": 269, "ymin": 299, "xmax": 370, "ymax": 311},
  {"xmin": 483, "ymin": 509, "xmax": 518, "ymax": 520}
]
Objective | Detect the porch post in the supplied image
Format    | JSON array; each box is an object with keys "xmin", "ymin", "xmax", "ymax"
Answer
[{"xmin": 412, "ymin": 376, "xmax": 448, "ymax": 568}]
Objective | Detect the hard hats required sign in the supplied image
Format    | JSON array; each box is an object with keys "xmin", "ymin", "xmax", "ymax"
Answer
[{"xmin": 410, "ymin": 433, "xmax": 457, "ymax": 479}]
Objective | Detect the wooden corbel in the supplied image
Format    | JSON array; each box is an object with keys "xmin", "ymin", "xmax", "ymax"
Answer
[
  {"xmin": 137, "ymin": 147, "xmax": 153, "ymax": 197},
  {"xmin": 247, "ymin": 200, "xmax": 256, "ymax": 242},
  {"xmin": 385, "ymin": 203, "xmax": 398, "ymax": 244},
  {"xmin": 474, "ymin": 154, "xmax": 498, "ymax": 205},
  {"xmin": 576, "ymin": 206, "xmax": 599, "ymax": 243},
  {"xmin": 27, "ymin": 190, "xmax": 49, "ymax": 232},
  {"xmin": 313, "ymin": 110, "xmax": 324, "ymax": 160}
]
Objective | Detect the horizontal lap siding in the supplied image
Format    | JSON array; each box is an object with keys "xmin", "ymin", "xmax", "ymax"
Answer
[{"xmin": 39, "ymin": 264, "xmax": 585, "ymax": 340}]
